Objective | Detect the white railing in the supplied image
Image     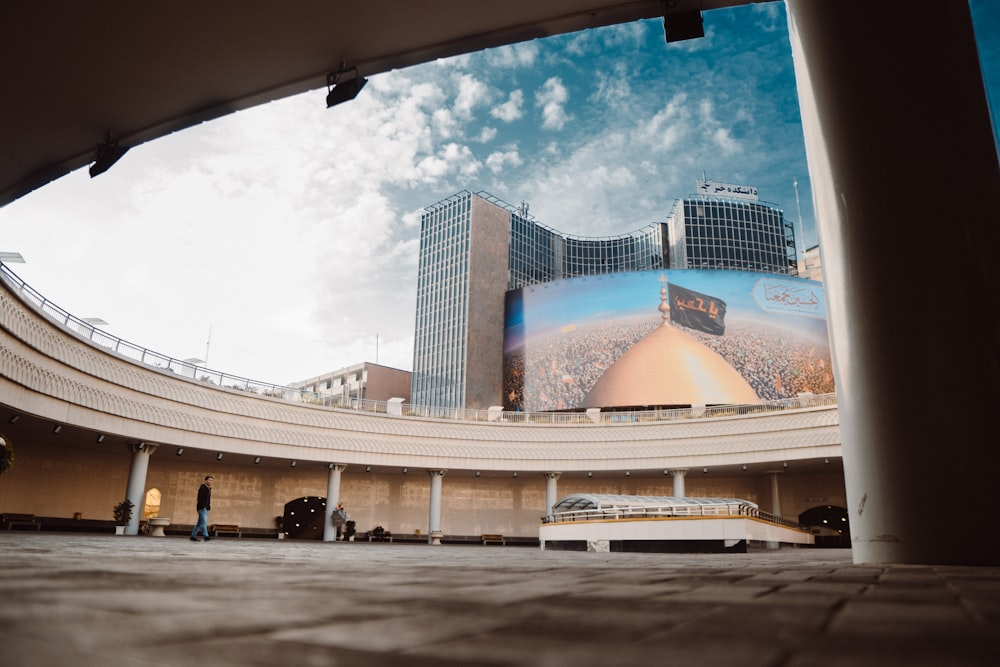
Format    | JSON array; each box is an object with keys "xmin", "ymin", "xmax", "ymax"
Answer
[
  {"xmin": 1, "ymin": 260, "xmax": 837, "ymax": 427},
  {"xmin": 541, "ymin": 502, "xmax": 801, "ymax": 529}
]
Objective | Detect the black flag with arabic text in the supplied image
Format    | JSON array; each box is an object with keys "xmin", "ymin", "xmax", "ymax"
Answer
[{"xmin": 669, "ymin": 283, "xmax": 727, "ymax": 335}]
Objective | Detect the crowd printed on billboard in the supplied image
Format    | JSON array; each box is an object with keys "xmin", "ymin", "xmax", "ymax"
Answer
[{"xmin": 503, "ymin": 269, "xmax": 834, "ymax": 412}]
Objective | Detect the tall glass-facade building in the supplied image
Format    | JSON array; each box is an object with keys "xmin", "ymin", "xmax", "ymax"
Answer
[
  {"xmin": 412, "ymin": 184, "xmax": 797, "ymax": 410},
  {"xmin": 412, "ymin": 192, "xmax": 510, "ymax": 410},
  {"xmin": 667, "ymin": 181, "xmax": 797, "ymax": 275}
]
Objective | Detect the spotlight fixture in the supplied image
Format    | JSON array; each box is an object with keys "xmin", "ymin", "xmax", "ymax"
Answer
[
  {"xmin": 96, "ymin": 434, "xmax": 105, "ymax": 443},
  {"xmin": 625, "ymin": 471, "xmax": 630, "ymax": 477},
  {"xmin": 89, "ymin": 134, "xmax": 130, "ymax": 177},
  {"xmin": 52, "ymin": 424, "xmax": 62, "ymax": 435},
  {"xmin": 663, "ymin": 9, "xmax": 704, "ymax": 43},
  {"xmin": 663, "ymin": 469, "xmax": 670, "ymax": 476},
  {"xmin": 327, "ymin": 463, "xmax": 334, "ymax": 470},
  {"xmin": 365, "ymin": 465, "xmax": 371, "ymax": 473},
  {"xmin": 291, "ymin": 461, "xmax": 297, "ymax": 468},
  {"xmin": 402, "ymin": 467, "xmax": 408, "ymax": 474},
  {"xmin": 176, "ymin": 448, "xmax": 184, "ymax": 456},
  {"xmin": 702, "ymin": 467, "xmax": 708, "ymax": 473},
  {"xmin": 587, "ymin": 472, "xmax": 592, "ymax": 478},
  {"xmin": 216, "ymin": 452, "xmax": 224, "ymax": 461},
  {"xmin": 741, "ymin": 465, "xmax": 748, "ymax": 471},
  {"xmin": 254, "ymin": 457, "xmax": 261, "ymax": 464},
  {"xmin": 475, "ymin": 471, "xmax": 481, "ymax": 477},
  {"xmin": 326, "ymin": 67, "xmax": 368, "ymax": 108},
  {"xmin": 8, "ymin": 414, "xmax": 20, "ymax": 424},
  {"xmin": 513, "ymin": 472, "xmax": 518, "ymax": 478},
  {"xmin": 783, "ymin": 461, "xmax": 789, "ymax": 469},
  {"xmin": 824, "ymin": 459, "xmax": 830, "ymax": 465}
]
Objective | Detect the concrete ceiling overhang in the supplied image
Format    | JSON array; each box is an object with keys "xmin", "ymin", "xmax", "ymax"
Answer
[{"xmin": 0, "ymin": 0, "xmax": 755, "ymax": 208}]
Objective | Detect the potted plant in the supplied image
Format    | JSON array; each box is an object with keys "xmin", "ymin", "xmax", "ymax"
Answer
[
  {"xmin": 113, "ymin": 499, "xmax": 133, "ymax": 535},
  {"xmin": 344, "ymin": 520, "xmax": 356, "ymax": 542},
  {"xmin": 0, "ymin": 433, "xmax": 14, "ymax": 475},
  {"xmin": 0, "ymin": 433, "xmax": 13, "ymax": 477}
]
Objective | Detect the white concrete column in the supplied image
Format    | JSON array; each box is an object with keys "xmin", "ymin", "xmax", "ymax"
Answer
[
  {"xmin": 323, "ymin": 464, "xmax": 347, "ymax": 542},
  {"xmin": 766, "ymin": 471, "xmax": 783, "ymax": 551},
  {"xmin": 427, "ymin": 469, "xmax": 446, "ymax": 545},
  {"xmin": 124, "ymin": 442, "xmax": 157, "ymax": 535},
  {"xmin": 787, "ymin": 0, "xmax": 1000, "ymax": 565},
  {"xmin": 671, "ymin": 469, "xmax": 688, "ymax": 498},
  {"xmin": 769, "ymin": 472, "xmax": 782, "ymax": 519},
  {"xmin": 544, "ymin": 472, "xmax": 561, "ymax": 517}
]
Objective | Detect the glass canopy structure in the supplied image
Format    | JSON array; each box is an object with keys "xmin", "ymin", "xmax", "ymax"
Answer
[{"xmin": 549, "ymin": 494, "xmax": 759, "ymax": 519}]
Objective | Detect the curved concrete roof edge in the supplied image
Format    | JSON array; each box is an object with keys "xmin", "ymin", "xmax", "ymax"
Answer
[{"xmin": 0, "ymin": 0, "xmax": 757, "ymax": 207}]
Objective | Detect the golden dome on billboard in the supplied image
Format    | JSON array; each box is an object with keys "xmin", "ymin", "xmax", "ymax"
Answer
[{"xmin": 581, "ymin": 282, "xmax": 758, "ymax": 408}]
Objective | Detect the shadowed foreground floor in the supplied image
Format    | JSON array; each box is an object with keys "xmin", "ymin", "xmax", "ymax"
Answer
[{"xmin": 0, "ymin": 533, "xmax": 997, "ymax": 666}]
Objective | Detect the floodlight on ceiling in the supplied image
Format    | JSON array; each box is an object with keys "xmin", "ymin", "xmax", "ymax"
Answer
[
  {"xmin": 664, "ymin": 9, "xmax": 704, "ymax": 43},
  {"xmin": 326, "ymin": 67, "xmax": 368, "ymax": 108},
  {"xmin": 89, "ymin": 135, "xmax": 130, "ymax": 177}
]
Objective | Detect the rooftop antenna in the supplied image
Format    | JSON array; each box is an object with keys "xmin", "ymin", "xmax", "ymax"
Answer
[
  {"xmin": 793, "ymin": 177, "xmax": 805, "ymax": 269},
  {"xmin": 205, "ymin": 324, "xmax": 212, "ymax": 365}
]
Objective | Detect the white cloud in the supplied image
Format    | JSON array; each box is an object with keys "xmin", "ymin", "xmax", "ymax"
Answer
[
  {"xmin": 566, "ymin": 21, "xmax": 646, "ymax": 56},
  {"xmin": 637, "ymin": 93, "xmax": 691, "ymax": 152},
  {"xmin": 752, "ymin": 3, "xmax": 784, "ymax": 32},
  {"xmin": 590, "ymin": 61, "xmax": 633, "ymax": 111},
  {"xmin": 536, "ymin": 78, "xmax": 571, "ymax": 130},
  {"xmin": 432, "ymin": 108, "xmax": 458, "ymax": 138},
  {"xmin": 486, "ymin": 148, "xmax": 523, "ymax": 174},
  {"xmin": 478, "ymin": 126, "xmax": 498, "ymax": 142},
  {"xmin": 453, "ymin": 73, "xmax": 492, "ymax": 120},
  {"xmin": 712, "ymin": 127, "xmax": 741, "ymax": 155},
  {"xmin": 694, "ymin": 97, "xmax": 742, "ymax": 156},
  {"xmin": 491, "ymin": 90, "xmax": 524, "ymax": 122},
  {"xmin": 487, "ymin": 42, "xmax": 540, "ymax": 68}
]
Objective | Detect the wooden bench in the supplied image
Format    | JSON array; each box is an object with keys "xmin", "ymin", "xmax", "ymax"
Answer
[
  {"xmin": 1, "ymin": 513, "xmax": 41, "ymax": 530},
  {"xmin": 481, "ymin": 533, "xmax": 505, "ymax": 545},
  {"xmin": 211, "ymin": 523, "xmax": 241, "ymax": 538}
]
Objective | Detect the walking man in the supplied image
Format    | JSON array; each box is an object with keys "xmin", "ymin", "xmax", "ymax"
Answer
[{"xmin": 190, "ymin": 475, "xmax": 214, "ymax": 541}]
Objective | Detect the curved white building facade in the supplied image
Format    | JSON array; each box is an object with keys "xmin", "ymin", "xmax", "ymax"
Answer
[{"xmin": 0, "ymin": 265, "xmax": 844, "ymax": 542}]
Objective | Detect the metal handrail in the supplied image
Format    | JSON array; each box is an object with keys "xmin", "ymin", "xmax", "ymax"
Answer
[
  {"xmin": 1, "ymin": 260, "xmax": 837, "ymax": 426},
  {"xmin": 541, "ymin": 503, "xmax": 807, "ymax": 531}
]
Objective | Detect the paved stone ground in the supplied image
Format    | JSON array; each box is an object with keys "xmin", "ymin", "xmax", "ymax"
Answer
[{"xmin": 0, "ymin": 533, "xmax": 997, "ymax": 666}]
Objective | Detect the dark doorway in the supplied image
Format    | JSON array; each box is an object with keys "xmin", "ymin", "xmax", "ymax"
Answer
[
  {"xmin": 283, "ymin": 496, "xmax": 327, "ymax": 540},
  {"xmin": 799, "ymin": 505, "xmax": 850, "ymax": 548}
]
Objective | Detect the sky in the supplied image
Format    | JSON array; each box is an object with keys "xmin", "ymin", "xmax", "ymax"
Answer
[{"xmin": 2, "ymin": 2, "xmax": 998, "ymax": 387}]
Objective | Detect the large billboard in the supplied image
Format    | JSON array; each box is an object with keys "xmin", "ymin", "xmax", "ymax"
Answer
[{"xmin": 503, "ymin": 269, "xmax": 833, "ymax": 411}]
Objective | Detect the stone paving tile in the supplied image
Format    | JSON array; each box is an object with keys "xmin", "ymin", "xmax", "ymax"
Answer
[
  {"xmin": 787, "ymin": 635, "xmax": 1000, "ymax": 667},
  {"xmin": 829, "ymin": 598, "xmax": 987, "ymax": 639},
  {"xmin": 408, "ymin": 628, "xmax": 789, "ymax": 667},
  {"xmin": 654, "ymin": 582, "xmax": 777, "ymax": 603},
  {"xmin": 2, "ymin": 535, "xmax": 999, "ymax": 666}
]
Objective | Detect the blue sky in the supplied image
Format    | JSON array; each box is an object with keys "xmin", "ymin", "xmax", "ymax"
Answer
[{"xmin": 2, "ymin": 2, "xmax": 998, "ymax": 385}]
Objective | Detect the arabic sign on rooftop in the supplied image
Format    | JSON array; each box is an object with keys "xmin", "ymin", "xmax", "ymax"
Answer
[{"xmin": 697, "ymin": 179, "xmax": 759, "ymax": 202}]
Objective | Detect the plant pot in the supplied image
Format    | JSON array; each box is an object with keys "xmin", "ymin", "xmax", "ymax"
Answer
[{"xmin": 115, "ymin": 526, "xmax": 125, "ymax": 535}]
